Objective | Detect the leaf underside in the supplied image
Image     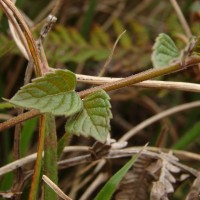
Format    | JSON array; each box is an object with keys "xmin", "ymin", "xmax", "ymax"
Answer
[
  {"xmin": 65, "ymin": 89, "xmax": 112, "ymax": 143},
  {"xmin": 9, "ymin": 69, "xmax": 82, "ymax": 117},
  {"xmin": 151, "ymin": 33, "xmax": 180, "ymax": 68}
]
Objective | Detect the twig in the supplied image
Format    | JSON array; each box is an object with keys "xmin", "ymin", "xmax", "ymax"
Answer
[
  {"xmin": 169, "ymin": 0, "xmax": 192, "ymax": 38},
  {"xmin": 0, "ymin": 109, "xmax": 41, "ymax": 132},
  {"xmin": 37, "ymin": 14, "xmax": 57, "ymax": 74},
  {"xmin": 0, "ymin": 146, "xmax": 89, "ymax": 176},
  {"xmin": 119, "ymin": 100, "xmax": 200, "ymax": 142},
  {"xmin": 1, "ymin": 145, "xmax": 200, "ymax": 177},
  {"xmin": 42, "ymin": 175, "xmax": 72, "ymax": 200},
  {"xmin": 0, "ymin": 56, "xmax": 200, "ymax": 132},
  {"xmin": 141, "ymin": 146, "xmax": 200, "ymax": 162},
  {"xmin": 78, "ymin": 56, "xmax": 200, "ymax": 98},
  {"xmin": 58, "ymin": 148, "xmax": 199, "ymax": 177},
  {"xmin": 77, "ymin": 74, "xmax": 200, "ymax": 93},
  {"xmin": 0, "ymin": 114, "xmax": 12, "ymax": 120},
  {"xmin": 109, "ymin": 148, "xmax": 199, "ymax": 176}
]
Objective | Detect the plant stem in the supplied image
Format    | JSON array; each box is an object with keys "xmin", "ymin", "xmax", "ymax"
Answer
[
  {"xmin": 29, "ymin": 115, "xmax": 46, "ymax": 200},
  {"xmin": 0, "ymin": 56, "xmax": 200, "ymax": 132},
  {"xmin": 43, "ymin": 114, "xmax": 58, "ymax": 200},
  {"xmin": 0, "ymin": 110, "xmax": 40, "ymax": 132},
  {"xmin": 79, "ymin": 56, "xmax": 200, "ymax": 98},
  {"xmin": 76, "ymin": 74, "xmax": 200, "ymax": 93}
]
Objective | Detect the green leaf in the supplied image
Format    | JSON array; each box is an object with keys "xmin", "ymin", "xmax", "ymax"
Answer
[
  {"xmin": 65, "ymin": 89, "xmax": 112, "ymax": 143},
  {"xmin": 151, "ymin": 33, "xmax": 180, "ymax": 68},
  {"xmin": 94, "ymin": 154, "xmax": 139, "ymax": 200},
  {"xmin": 9, "ymin": 70, "xmax": 83, "ymax": 117}
]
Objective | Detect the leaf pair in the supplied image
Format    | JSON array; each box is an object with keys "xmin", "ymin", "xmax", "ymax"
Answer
[{"xmin": 9, "ymin": 69, "xmax": 112, "ymax": 142}]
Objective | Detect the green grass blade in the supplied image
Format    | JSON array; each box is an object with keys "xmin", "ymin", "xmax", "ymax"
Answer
[
  {"xmin": 94, "ymin": 153, "xmax": 140, "ymax": 200},
  {"xmin": 172, "ymin": 121, "xmax": 200, "ymax": 150}
]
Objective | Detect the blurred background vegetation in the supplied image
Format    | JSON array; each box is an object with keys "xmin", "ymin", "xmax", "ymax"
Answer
[{"xmin": 0, "ymin": 0, "xmax": 200, "ymax": 199}]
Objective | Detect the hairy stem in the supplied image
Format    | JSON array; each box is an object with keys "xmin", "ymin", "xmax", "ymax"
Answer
[
  {"xmin": 0, "ymin": 56, "xmax": 200, "ymax": 132},
  {"xmin": 29, "ymin": 115, "xmax": 46, "ymax": 200},
  {"xmin": 79, "ymin": 56, "xmax": 200, "ymax": 98},
  {"xmin": 43, "ymin": 114, "xmax": 58, "ymax": 200}
]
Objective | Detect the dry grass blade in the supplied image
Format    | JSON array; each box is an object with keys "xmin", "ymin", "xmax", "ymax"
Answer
[
  {"xmin": 0, "ymin": 146, "xmax": 89, "ymax": 176},
  {"xmin": 119, "ymin": 100, "xmax": 200, "ymax": 142},
  {"xmin": 42, "ymin": 175, "xmax": 72, "ymax": 200}
]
